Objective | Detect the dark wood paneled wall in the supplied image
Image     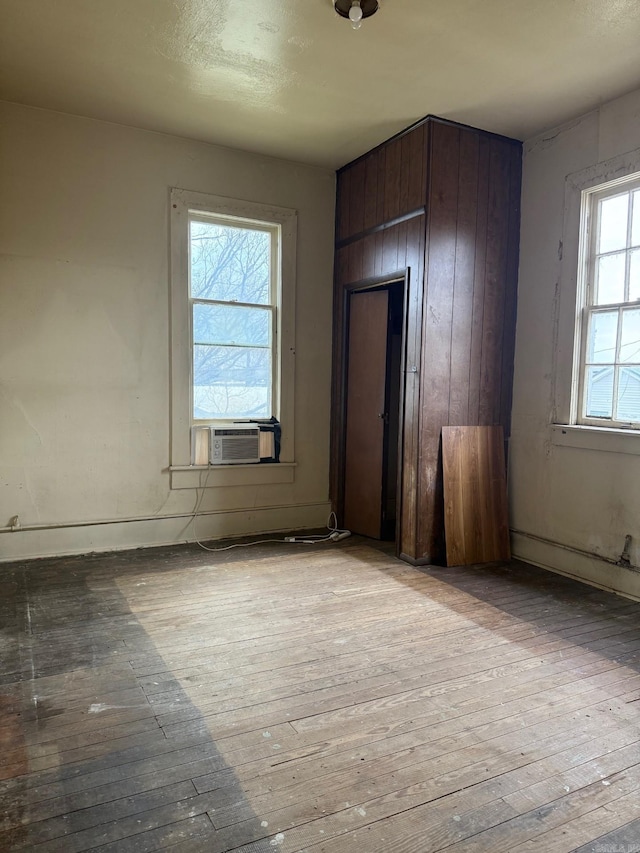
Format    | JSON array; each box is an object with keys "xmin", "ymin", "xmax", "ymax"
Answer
[
  {"xmin": 331, "ymin": 116, "xmax": 521, "ymax": 564},
  {"xmin": 416, "ymin": 122, "xmax": 521, "ymax": 562}
]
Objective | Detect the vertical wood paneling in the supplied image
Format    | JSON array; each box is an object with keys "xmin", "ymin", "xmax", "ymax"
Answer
[
  {"xmin": 417, "ymin": 123, "xmax": 461, "ymax": 561},
  {"xmin": 468, "ymin": 136, "xmax": 491, "ymax": 424},
  {"xmin": 382, "ymin": 225, "xmax": 399, "ymax": 272},
  {"xmin": 363, "ymin": 153, "xmax": 379, "ymax": 231},
  {"xmin": 409, "ymin": 124, "xmax": 427, "ymax": 210},
  {"xmin": 399, "ymin": 132, "xmax": 412, "ymax": 216},
  {"xmin": 347, "ymin": 240, "xmax": 364, "ymax": 284},
  {"xmin": 329, "ymin": 245, "xmax": 347, "ymax": 509},
  {"xmin": 404, "ymin": 124, "xmax": 427, "ymax": 212},
  {"xmin": 336, "ymin": 168, "xmax": 351, "ymax": 242},
  {"xmin": 383, "ymin": 137, "xmax": 402, "ymax": 222},
  {"xmin": 500, "ymin": 144, "xmax": 523, "ymax": 439},
  {"xmin": 362, "ymin": 232, "xmax": 377, "ymax": 280},
  {"xmin": 336, "ymin": 245, "xmax": 349, "ymax": 287},
  {"xmin": 348, "ymin": 159, "xmax": 366, "ymax": 237},
  {"xmin": 374, "ymin": 231, "xmax": 384, "ymax": 277},
  {"xmin": 376, "ymin": 147, "xmax": 386, "ymax": 226},
  {"xmin": 396, "ymin": 220, "xmax": 408, "ymax": 270},
  {"xmin": 332, "ymin": 117, "xmax": 521, "ymax": 566},
  {"xmin": 448, "ymin": 131, "xmax": 480, "ymax": 426},
  {"xmin": 399, "ymin": 214, "xmax": 425, "ymax": 559},
  {"xmin": 479, "ymin": 139, "xmax": 511, "ymax": 425}
]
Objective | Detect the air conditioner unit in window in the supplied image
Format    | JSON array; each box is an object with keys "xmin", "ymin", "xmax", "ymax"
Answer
[{"xmin": 210, "ymin": 425, "xmax": 260, "ymax": 464}]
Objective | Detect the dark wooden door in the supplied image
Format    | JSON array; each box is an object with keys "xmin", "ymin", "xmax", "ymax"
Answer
[{"xmin": 343, "ymin": 289, "xmax": 389, "ymax": 538}]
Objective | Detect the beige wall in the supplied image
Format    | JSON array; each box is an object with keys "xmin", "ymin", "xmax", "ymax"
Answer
[
  {"xmin": 510, "ymin": 87, "xmax": 640, "ymax": 599},
  {"xmin": 0, "ymin": 102, "xmax": 335, "ymax": 560}
]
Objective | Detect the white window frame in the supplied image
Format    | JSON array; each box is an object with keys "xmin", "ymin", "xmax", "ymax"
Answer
[
  {"xmin": 170, "ymin": 189, "xmax": 297, "ymax": 477},
  {"xmin": 552, "ymin": 147, "xmax": 640, "ymax": 454},
  {"xmin": 576, "ymin": 174, "xmax": 640, "ymax": 430},
  {"xmin": 189, "ymin": 212, "xmax": 279, "ymax": 424}
]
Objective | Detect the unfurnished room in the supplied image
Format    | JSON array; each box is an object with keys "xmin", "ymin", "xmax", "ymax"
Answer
[{"xmin": 1, "ymin": 1, "xmax": 640, "ymax": 851}]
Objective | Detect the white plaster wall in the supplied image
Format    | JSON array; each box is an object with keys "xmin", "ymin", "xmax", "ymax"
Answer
[
  {"xmin": 510, "ymin": 87, "xmax": 640, "ymax": 599},
  {"xmin": 0, "ymin": 102, "xmax": 335, "ymax": 560}
]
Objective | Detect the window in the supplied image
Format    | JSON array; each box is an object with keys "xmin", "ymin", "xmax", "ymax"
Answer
[
  {"xmin": 190, "ymin": 216, "xmax": 277, "ymax": 421},
  {"xmin": 170, "ymin": 189, "xmax": 297, "ymax": 477},
  {"xmin": 578, "ymin": 174, "xmax": 640, "ymax": 428}
]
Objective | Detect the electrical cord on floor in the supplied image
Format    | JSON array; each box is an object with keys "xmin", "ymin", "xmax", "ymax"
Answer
[{"xmin": 191, "ymin": 477, "xmax": 351, "ymax": 553}]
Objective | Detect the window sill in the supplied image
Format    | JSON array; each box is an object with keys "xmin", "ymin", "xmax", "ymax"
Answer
[
  {"xmin": 170, "ymin": 462, "xmax": 296, "ymax": 490},
  {"xmin": 551, "ymin": 424, "xmax": 640, "ymax": 455}
]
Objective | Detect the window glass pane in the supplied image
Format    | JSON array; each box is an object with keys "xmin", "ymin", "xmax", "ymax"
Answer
[
  {"xmin": 630, "ymin": 249, "xmax": 640, "ymax": 302},
  {"xmin": 585, "ymin": 366, "xmax": 613, "ymax": 418},
  {"xmin": 595, "ymin": 252, "xmax": 625, "ymax": 304},
  {"xmin": 620, "ymin": 307, "xmax": 640, "ymax": 363},
  {"xmin": 598, "ymin": 193, "xmax": 628, "ymax": 254},
  {"xmin": 193, "ymin": 303, "xmax": 270, "ymax": 348},
  {"xmin": 587, "ymin": 311, "xmax": 618, "ymax": 363},
  {"xmin": 190, "ymin": 220, "xmax": 271, "ymax": 304},
  {"xmin": 632, "ymin": 190, "xmax": 640, "ymax": 248},
  {"xmin": 193, "ymin": 344, "xmax": 271, "ymax": 419},
  {"xmin": 616, "ymin": 367, "xmax": 640, "ymax": 422}
]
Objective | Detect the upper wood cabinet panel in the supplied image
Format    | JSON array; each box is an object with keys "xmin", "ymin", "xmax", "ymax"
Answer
[{"xmin": 336, "ymin": 123, "xmax": 428, "ymax": 242}]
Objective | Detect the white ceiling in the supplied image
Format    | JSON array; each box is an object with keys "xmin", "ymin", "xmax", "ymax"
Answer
[{"xmin": 2, "ymin": 0, "xmax": 640, "ymax": 168}]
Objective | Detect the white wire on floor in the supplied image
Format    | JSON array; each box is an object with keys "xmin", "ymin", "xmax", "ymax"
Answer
[{"xmin": 190, "ymin": 469, "xmax": 350, "ymax": 552}]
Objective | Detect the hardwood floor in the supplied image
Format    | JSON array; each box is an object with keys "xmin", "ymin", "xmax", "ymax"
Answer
[{"xmin": 1, "ymin": 538, "xmax": 640, "ymax": 852}]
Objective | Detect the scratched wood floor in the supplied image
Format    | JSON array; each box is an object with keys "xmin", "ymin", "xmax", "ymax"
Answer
[{"xmin": 1, "ymin": 538, "xmax": 640, "ymax": 853}]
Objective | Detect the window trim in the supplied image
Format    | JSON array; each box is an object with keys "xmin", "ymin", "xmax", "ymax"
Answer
[
  {"xmin": 170, "ymin": 189, "xmax": 297, "ymax": 475},
  {"xmin": 554, "ymin": 147, "xmax": 640, "ymax": 439},
  {"xmin": 576, "ymin": 175, "xmax": 640, "ymax": 429}
]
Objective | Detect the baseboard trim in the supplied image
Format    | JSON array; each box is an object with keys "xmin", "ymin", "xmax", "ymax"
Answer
[
  {"xmin": 511, "ymin": 529, "xmax": 640, "ymax": 602},
  {"xmin": 0, "ymin": 502, "xmax": 333, "ymax": 563}
]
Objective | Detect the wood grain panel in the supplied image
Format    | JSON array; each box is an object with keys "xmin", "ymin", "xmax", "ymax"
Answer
[
  {"xmin": 370, "ymin": 232, "xmax": 381, "ymax": 278},
  {"xmin": 343, "ymin": 289, "xmax": 389, "ymax": 538},
  {"xmin": 382, "ymin": 222, "xmax": 399, "ymax": 272},
  {"xmin": 361, "ymin": 232, "xmax": 377, "ymax": 280},
  {"xmin": 376, "ymin": 145, "xmax": 387, "ymax": 226},
  {"xmin": 402, "ymin": 123, "xmax": 427, "ymax": 213},
  {"xmin": 500, "ymin": 143, "xmax": 523, "ymax": 440},
  {"xmin": 468, "ymin": 135, "xmax": 491, "ymax": 424},
  {"xmin": 347, "ymin": 239, "xmax": 364, "ymax": 284},
  {"xmin": 417, "ymin": 122, "xmax": 461, "ymax": 561},
  {"xmin": 363, "ymin": 152, "xmax": 380, "ymax": 231},
  {"xmin": 479, "ymin": 139, "xmax": 511, "ymax": 424},
  {"xmin": 329, "ymin": 247, "xmax": 349, "ymax": 507},
  {"xmin": 399, "ymin": 215, "xmax": 425, "ymax": 559},
  {"xmin": 442, "ymin": 425, "xmax": 510, "ymax": 565},
  {"xmin": 348, "ymin": 159, "xmax": 366, "ymax": 238},
  {"xmin": 336, "ymin": 167, "xmax": 351, "ymax": 242},
  {"xmin": 448, "ymin": 130, "xmax": 480, "ymax": 426},
  {"xmin": 395, "ymin": 220, "xmax": 408, "ymax": 271},
  {"xmin": 383, "ymin": 137, "xmax": 402, "ymax": 222},
  {"xmin": 335, "ymin": 245, "xmax": 348, "ymax": 288}
]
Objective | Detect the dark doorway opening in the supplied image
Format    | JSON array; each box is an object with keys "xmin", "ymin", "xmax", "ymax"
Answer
[{"xmin": 342, "ymin": 277, "xmax": 406, "ymax": 543}]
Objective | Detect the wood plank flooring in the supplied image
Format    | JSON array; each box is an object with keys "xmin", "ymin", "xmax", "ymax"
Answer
[{"xmin": 1, "ymin": 538, "xmax": 640, "ymax": 852}]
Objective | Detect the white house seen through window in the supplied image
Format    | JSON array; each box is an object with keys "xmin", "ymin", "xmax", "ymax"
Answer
[
  {"xmin": 580, "ymin": 175, "xmax": 640, "ymax": 427},
  {"xmin": 189, "ymin": 215, "xmax": 279, "ymax": 421}
]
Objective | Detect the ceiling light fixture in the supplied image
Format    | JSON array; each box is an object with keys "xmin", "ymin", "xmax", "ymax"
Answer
[{"xmin": 334, "ymin": 0, "xmax": 379, "ymax": 30}]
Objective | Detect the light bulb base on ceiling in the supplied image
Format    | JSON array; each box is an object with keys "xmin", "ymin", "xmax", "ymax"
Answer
[{"xmin": 334, "ymin": 0, "xmax": 379, "ymax": 27}]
